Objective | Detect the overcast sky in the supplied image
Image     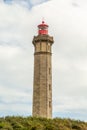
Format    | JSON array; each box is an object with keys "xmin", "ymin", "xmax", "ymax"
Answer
[{"xmin": 0, "ymin": 0, "xmax": 87, "ymax": 121}]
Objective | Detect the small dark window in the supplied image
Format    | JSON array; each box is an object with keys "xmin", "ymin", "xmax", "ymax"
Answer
[
  {"xmin": 49, "ymin": 101, "xmax": 51, "ymax": 108},
  {"xmin": 49, "ymin": 84, "xmax": 51, "ymax": 90},
  {"xmin": 49, "ymin": 68, "xmax": 51, "ymax": 74}
]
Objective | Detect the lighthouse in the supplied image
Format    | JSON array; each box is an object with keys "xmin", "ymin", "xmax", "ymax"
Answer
[{"xmin": 32, "ymin": 21, "xmax": 54, "ymax": 118}]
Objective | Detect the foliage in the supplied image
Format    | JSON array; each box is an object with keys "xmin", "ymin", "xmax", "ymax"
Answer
[{"xmin": 0, "ymin": 116, "xmax": 87, "ymax": 130}]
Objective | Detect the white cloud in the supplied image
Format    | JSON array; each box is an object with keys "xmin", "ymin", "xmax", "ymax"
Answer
[{"xmin": 0, "ymin": 0, "xmax": 87, "ymax": 121}]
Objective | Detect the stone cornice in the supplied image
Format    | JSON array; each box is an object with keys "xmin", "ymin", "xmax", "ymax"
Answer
[
  {"xmin": 32, "ymin": 35, "xmax": 54, "ymax": 45},
  {"xmin": 34, "ymin": 51, "xmax": 52, "ymax": 55}
]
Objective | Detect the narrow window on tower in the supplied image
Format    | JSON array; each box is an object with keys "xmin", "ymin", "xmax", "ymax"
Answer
[
  {"xmin": 49, "ymin": 68, "xmax": 51, "ymax": 74},
  {"xmin": 49, "ymin": 101, "xmax": 51, "ymax": 108},
  {"xmin": 49, "ymin": 84, "xmax": 51, "ymax": 91}
]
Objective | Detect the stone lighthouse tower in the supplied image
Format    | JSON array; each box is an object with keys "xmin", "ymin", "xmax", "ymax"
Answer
[{"xmin": 32, "ymin": 21, "xmax": 54, "ymax": 118}]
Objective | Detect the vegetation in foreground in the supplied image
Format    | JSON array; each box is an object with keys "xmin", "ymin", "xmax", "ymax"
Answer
[{"xmin": 0, "ymin": 116, "xmax": 87, "ymax": 130}]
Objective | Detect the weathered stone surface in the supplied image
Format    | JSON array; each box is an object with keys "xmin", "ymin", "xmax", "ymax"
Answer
[{"xmin": 32, "ymin": 35, "xmax": 54, "ymax": 118}]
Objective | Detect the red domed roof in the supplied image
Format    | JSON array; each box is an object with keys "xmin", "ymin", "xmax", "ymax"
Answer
[{"xmin": 38, "ymin": 21, "xmax": 49, "ymax": 28}]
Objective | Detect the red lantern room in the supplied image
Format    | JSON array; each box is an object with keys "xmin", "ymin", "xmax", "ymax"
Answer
[{"xmin": 38, "ymin": 21, "xmax": 49, "ymax": 35}]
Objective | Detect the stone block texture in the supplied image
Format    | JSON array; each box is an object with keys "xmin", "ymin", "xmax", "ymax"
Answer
[{"xmin": 32, "ymin": 35, "xmax": 54, "ymax": 118}]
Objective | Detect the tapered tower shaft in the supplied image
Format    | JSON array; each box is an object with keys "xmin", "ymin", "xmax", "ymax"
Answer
[{"xmin": 32, "ymin": 21, "xmax": 54, "ymax": 118}]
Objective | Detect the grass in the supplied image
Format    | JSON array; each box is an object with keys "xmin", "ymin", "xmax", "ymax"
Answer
[{"xmin": 0, "ymin": 116, "xmax": 87, "ymax": 130}]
